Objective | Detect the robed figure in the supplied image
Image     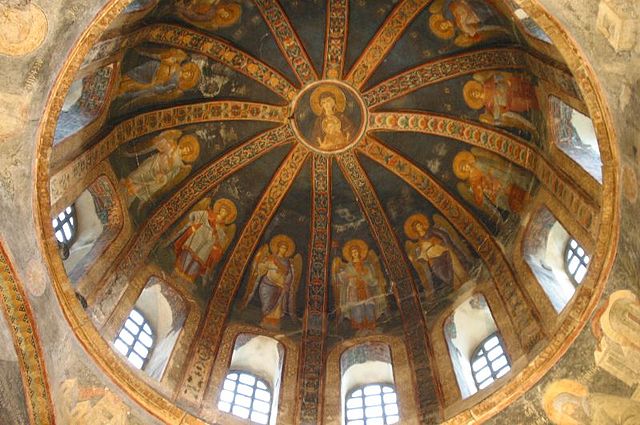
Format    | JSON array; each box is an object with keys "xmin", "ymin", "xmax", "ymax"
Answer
[
  {"xmin": 171, "ymin": 197, "xmax": 236, "ymax": 284},
  {"xmin": 310, "ymin": 85, "xmax": 355, "ymax": 151},
  {"xmin": 332, "ymin": 240, "xmax": 388, "ymax": 334},
  {"xmin": 121, "ymin": 129, "xmax": 200, "ymax": 211},
  {"xmin": 429, "ymin": 0, "xmax": 508, "ymax": 47},
  {"xmin": 404, "ymin": 213, "xmax": 471, "ymax": 295},
  {"xmin": 240, "ymin": 234, "xmax": 302, "ymax": 328},
  {"xmin": 453, "ymin": 148, "xmax": 531, "ymax": 223}
]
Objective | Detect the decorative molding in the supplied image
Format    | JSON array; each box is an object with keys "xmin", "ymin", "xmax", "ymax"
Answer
[
  {"xmin": 0, "ymin": 243, "xmax": 55, "ymax": 425},
  {"xmin": 345, "ymin": 0, "xmax": 432, "ymax": 89},
  {"xmin": 296, "ymin": 154, "xmax": 332, "ymax": 424},
  {"xmin": 50, "ymin": 101, "xmax": 289, "ymax": 206},
  {"xmin": 337, "ymin": 152, "xmax": 442, "ymax": 423},
  {"xmin": 254, "ymin": 0, "xmax": 319, "ymax": 85},
  {"xmin": 323, "ymin": 0, "xmax": 349, "ymax": 79},
  {"xmin": 177, "ymin": 144, "xmax": 309, "ymax": 407}
]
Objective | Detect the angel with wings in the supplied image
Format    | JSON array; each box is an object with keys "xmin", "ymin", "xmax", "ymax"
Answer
[
  {"xmin": 428, "ymin": 0, "xmax": 508, "ymax": 47},
  {"xmin": 404, "ymin": 213, "xmax": 472, "ymax": 296},
  {"xmin": 120, "ymin": 129, "xmax": 200, "ymax": 212},
  {"xmin": 171, "ymin": 197, "xmax": 236, "ymax": 284},
  {"xmin": 239, "ymin": 234, "xmax": 302, "ymax": 329},
  {"xmin": 453, "ymin": 148, "xmax": 531, "ymax": 222},
  {"xmin": 332, "ymin": 240, "xmax": 389, "ymax": 334}
]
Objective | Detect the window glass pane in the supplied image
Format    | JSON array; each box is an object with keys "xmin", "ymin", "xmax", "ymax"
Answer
[
  {"xmin": 487, "ymin": 346, "xmax": 503, "ymax": 361},
  {"xmin": 495, "ymin": 366, "xmax": 511, "ymax": 379},
  {"xmin": 251, "ymin": 411, "xmax": 269, "ymax": 424},
  {"xmin": 234, "ymin": 394, "xmax": 252, "ymax": 408},
  {"xmin": 118, "ymin": 329, "xmax": 135, "ymax": 346},
  {"xmin": 575, "ymin": 265, "xmax": 587, "ymax": 283},
  {"xmin": 124, "ymin": 319, "xmax": 139, "ymax": 334},
  {"xmin": 366, "ymin": 418, "xmax": 384, "ymax": 425},
  {"xmin": 347, "ymin": 420, "xmax": 364, "ymax": 425},
  {"xmin": 478, "ymin": 377, "xmax": 495, "ymax": 390},
  {"xmin": 143, "ymin": 323, "xmax": 152, "ymax": 335},
  {"xmin": 256, "ymin": 380, "xmax": 267, "ymax": 390},
  {"xmin": 385, "ymin": 403, "xmax": 399, "ymax": 416},
  {"xmin": 472, "ymin": 357, "xmax": 488, "ymax": 372},
  {"xmin": 219, "ymin": 389, "xmax": 235, "ymax": 403},
  {"xmin": 364, "ymin": 395, "xmax": 381, "ymax": 407},
  {"xmin": 347, "ymin": 397, "xmax": 363, "ymax": 409},
  {"xmin": 129, "ymin": 309, "xmax": 144, "ymax": 325},
  {"xmin": 382, "ymin": 393, "xmax": 396, "ymax": 404},
  {"xmin": 253, "ymin": 400, "xmax": 270, "ymax": 414},
  {"xmin": 223, "ymin": 379, "xmax": 236, "ymax": 392},
  {"xmin": 364, "ymin": 385, "xmax": 381, "ymax": 396},
  {"xmin": 254, "ymin": 388, "xmax": 270, "ymax": 402},
  {"xmin": 492, "ymin": 356, "xmax": 508, "ymax": 371},
  {"xmin": 484, "ymin": 336, "xmax": 499, "ymax": 351},
  {"xmin": 387, "ymin": 415, "xmax": 400, "ymax": 424},
  {"xmin": 475, "ymin": 367, "xmax": 491, "ymax": 382},
  {"xmin": 227, "ymin": 373, "xmax": 238, "ymax": 381},
  {"xmin": 382, "ymin": 386, "xmax": 393, "ymax": 393},
  {"xmin": 236, "ymin": 383, "xmax": 253, "ymax": 397},
  {"xmin": 138, "ymin": 332, "xmax": 153, "ymax": 348},
  {"xmin": 114, "ymin": 339, "xmax": 129, "ymax": 356},
  {"xmin": 352, "ymin": 389, "xmax": 362, "ymax": 397},
  {"xmin": 128, "ymin": 352, "xmax": 144, "ymax": 369},
  {"xmin": 217, "ymin": 401, "xmax": 231, "ymax": 413},
  {"xmin": 133, "ymin": 342, "xmax": 149, "ymax": 358},
  {"xmin": 239, "ymin": 373, "xmax": 256, "ymax": 386},
  {"xmin": 231, "ymin": 405, "xmax": 250, "ymax": 419},
  {"xmin": 346, "ymin": 408, "xmax": 364, "ymax": 420}
]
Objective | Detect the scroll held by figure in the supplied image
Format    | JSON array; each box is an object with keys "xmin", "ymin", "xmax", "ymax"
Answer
[
  {"xmin": 404, "ymin": 213, "xmax": 472, "ymax": 296},
  {"xmin": 120, "ymin": 130, "xmax": 201, "ymax": 211},
  {"xmin": 170, "ymin": 197, "xmax": 237, "ymax": 285},
  {"xmin": 332, "ymin": 240, "xmax": 389, "ymax": 335},
  {"xmin": 240, "ymin": 234, "xmax": 303, "ymax": 329}
]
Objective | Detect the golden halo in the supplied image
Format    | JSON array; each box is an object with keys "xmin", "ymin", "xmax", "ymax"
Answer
[
  {"xmin": 213, "ymin": 2, "xmax": 242, "ymax": 27},
  {"xmin": 453, "ymin": 151, "xmax": 476, "ymax": 180},
  {"xmin": 429, "ymin": 14, "xmax": 455, "ymax": 40},
  {"xmin": 212, "ymin": 198, "xmax": 237, "ymax": 224},
  {"xmin": 269, "ymin": 234, "xmax": 296, "ymax": 258},
  {"xmin": 542, "ymin": 379, "xmax": 588, "ymax": 425},
  {"xmin": 178, "ymin": 62, "xmax": 201, "ymax": 90},
  {"xmin": 310, "ymin": 84, "xmax": 347, "ymax": 116},
  {"xmin": 178, "ymin": 135, "xmax": 200, "ymax": 163},
  {"xmin": 404, "ymin": 213, "xmax": 430, "ymax": 240},
  {"xmin": 463, "ymin": 79, "xmax": 485, "ymax": 110},
  {"xmin": 342, "ymin": 239, "xmax": 369, "ymax": 262}
]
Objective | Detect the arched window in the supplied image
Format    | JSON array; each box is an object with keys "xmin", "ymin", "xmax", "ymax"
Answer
[
  {"xmin": 470, "ymin": 333, "xmax": 511, "ymax": 391},
  {"xmin": 345, "ymin": 383, "xmax": 399, "ymax": 425},
  {"xmin": 445, "ymin": 294, "xmax": 509, "ymax": 398},
  {"xmin": 340, "ymin": 343, "xmax": 399, "ymax": 425},
  {"xmin": 52, "ymin": 205, "xmax": 77, "ymax": 257},
  {"xmin": 114, "ymin": 308, "xmax": 153, "ymax": 370},
  {"xmin": 218, "ymin": 371, "xmax": 272, "ymax": 424},
  {"xmin": 565, "ymin": 239, "xmax": 590, "ymax": 284},
  {"xmin": 217, "ymin": 334, "xmax": 284, "ymax": 424}
]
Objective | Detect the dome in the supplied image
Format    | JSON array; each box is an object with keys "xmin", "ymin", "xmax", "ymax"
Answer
[{"xmin": 33, "ymin": 0, "xmax": 618, "ymax": 423}]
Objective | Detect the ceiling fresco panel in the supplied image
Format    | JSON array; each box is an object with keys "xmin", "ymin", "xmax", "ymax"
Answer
[
  {"xmin": 109, "ymin": 120, "xmax": 280, "ymax": 224},
  {"xmin": 363, "ymin": 0, "xmax": 518, "ymax": 90},
  {"xmin": 279, "ymin": 0, "xmax": 328, "ymax": 75},
  {"xmin": 148, "ymin": 143, "xmax": 292, "ymax": 311}
]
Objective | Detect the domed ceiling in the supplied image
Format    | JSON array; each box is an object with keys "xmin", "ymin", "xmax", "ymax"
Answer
[{"xmin": 43, "ymin": 0, "xmax": 612, "ymax": 423}]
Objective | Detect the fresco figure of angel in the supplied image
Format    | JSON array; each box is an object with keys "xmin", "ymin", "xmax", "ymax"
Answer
[
  {"xmin": 453, "ymin": 148, "xmax": 531, "ymax": 221},
  {"xmin": 310, "ymin": 84, "xmax": 354, "ymax": 151},
  {"xmin": 429, "ymin": 0, "xmax": 508, "ymax": 47},
  {"xmin": 404, "ymin": 213, "xmax": 471, "ymax": 295},
  {"xmin": 176, "ymin": 0, "xmax": 242, "ymax": 31},
  {"xmin": 171, "ymin": 198, "xmax": 237, "ymax": 284},
  {"xmin": 332, "ymin": 240, "xmax": 388, "ymax": 335},
  {"xmin": 121, "ymin": 130, "xmax": 200, "ymax": 211},
  {"xmin": 463, "ymin": 71, "xmax": 539, "ymax": 133},
  {"xmin": 239, "ymin": 234, "xmax": 302, "ymax": 329},
  {"xmin": 117, "ymin": 47, "xmax": 201, "ymax": 102}
]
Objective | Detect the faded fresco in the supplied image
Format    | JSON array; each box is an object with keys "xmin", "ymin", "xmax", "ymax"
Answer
[{"xmin": 0, "ymin": 313, "xmax": 29, "ymax": 425}]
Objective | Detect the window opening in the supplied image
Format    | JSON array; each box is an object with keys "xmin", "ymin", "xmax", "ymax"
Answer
[
  {"xmin": 344, "ymin": 383, "xmax": 399, "ymax": 425},
  {"xmin": 114, "ymin": 308, "xmax": 154, "ymax": 370},
  {"xmin": 471, "ymin": 333, "xmax": 511, "ymax": 391},
  {"xmin": 52, "ymin": 205, "xmax": 77, "ymax": 256},
  {"xmin": 218, "ymin": 371, "xmax": 272, "ymax": 425},
  {"xmin": 565, "ymin": 239, "xmax": 589, "ymax": 284}
]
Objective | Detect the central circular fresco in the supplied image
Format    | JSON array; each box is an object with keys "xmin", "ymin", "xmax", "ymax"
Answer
[{"xmin": 291, "ymin": 80, "xmax": 367, "ymax": 154}]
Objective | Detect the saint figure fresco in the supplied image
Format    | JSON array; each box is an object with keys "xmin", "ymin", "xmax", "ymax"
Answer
[
  {"xmin": 176, "ymin": 0, "xmax": 242, "ymax": 31},
  {"xmin": 542, "ymin": 379, "xmax": 640, "ymax": 425},
  {"xmin": 428, "ymin": 0, "xmax": 508, "ymax": 47},
  {"xmin": 240, "ymin": 234, "xmax": 303, "ymax": 328},
  {"xmin": 332, "ymin": 240, "xmax": 388, "ymax": 334},
  {"xmin": 121, "ymin": 129, "xmax": 200, "ymax": 211},
  {"xmin": 117, "ymin": 47, "xmax": 201, "ymax": 103},
  {"xmin": 310, "ymin": 84, "xmax": 355, "ymax": 151},
  {"xmin": 463, "ymin": 71, "xmax": 539, "ymax": 133},
  {"xmin": 170, "ymin": 197, "xmax": 237, "ymax": 284},
  {"xmin": 404, "ymin": 213, "xmax": 471, "ymax": 295},
  {"xmin": 453, "ymin": 148, "xmax": 530, "ymax": 221}
]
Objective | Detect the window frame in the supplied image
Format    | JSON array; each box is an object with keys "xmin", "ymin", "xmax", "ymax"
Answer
[
  {"xmin": 217, "ymin": 370, "xmax": 274, "ymax": 425},
  {"xmin": 564, "ymin": 238, "xmax": 590, "ymax": 285},
  {"xmin": 52, "ymin": 204, "xmax": 78, "ymax": 256},
  {"xmin": 114, "ymin": 308, "xmax": 154, "ymax": 370},
  {"xmin": 470, "ymin": 332, "xmax": 511, "ymax": 391},
  {"xmin": 344, "ymin": 382, "xmax": 400, "ymax": 425}
]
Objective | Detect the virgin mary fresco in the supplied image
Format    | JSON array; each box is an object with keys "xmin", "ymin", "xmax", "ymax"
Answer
[{"xmin": 309, "ymin": 84, "xmax": 355, "ymax": 151}]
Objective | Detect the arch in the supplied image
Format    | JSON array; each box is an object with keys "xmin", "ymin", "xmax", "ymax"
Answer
[
  {"xmin": 443, "ymin": 293, "xmax": 510, "ymax": 399},
  {"xmin": 204, "ymin": 324, "xmax": 299, "ymax": 425},
  {"xmin": 324, "ymin": 336, "xmax": 419, "ymax": 425},
  {"xmin": 523, "ymin": 206, "xmax": 589, "ymax": 313}
]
